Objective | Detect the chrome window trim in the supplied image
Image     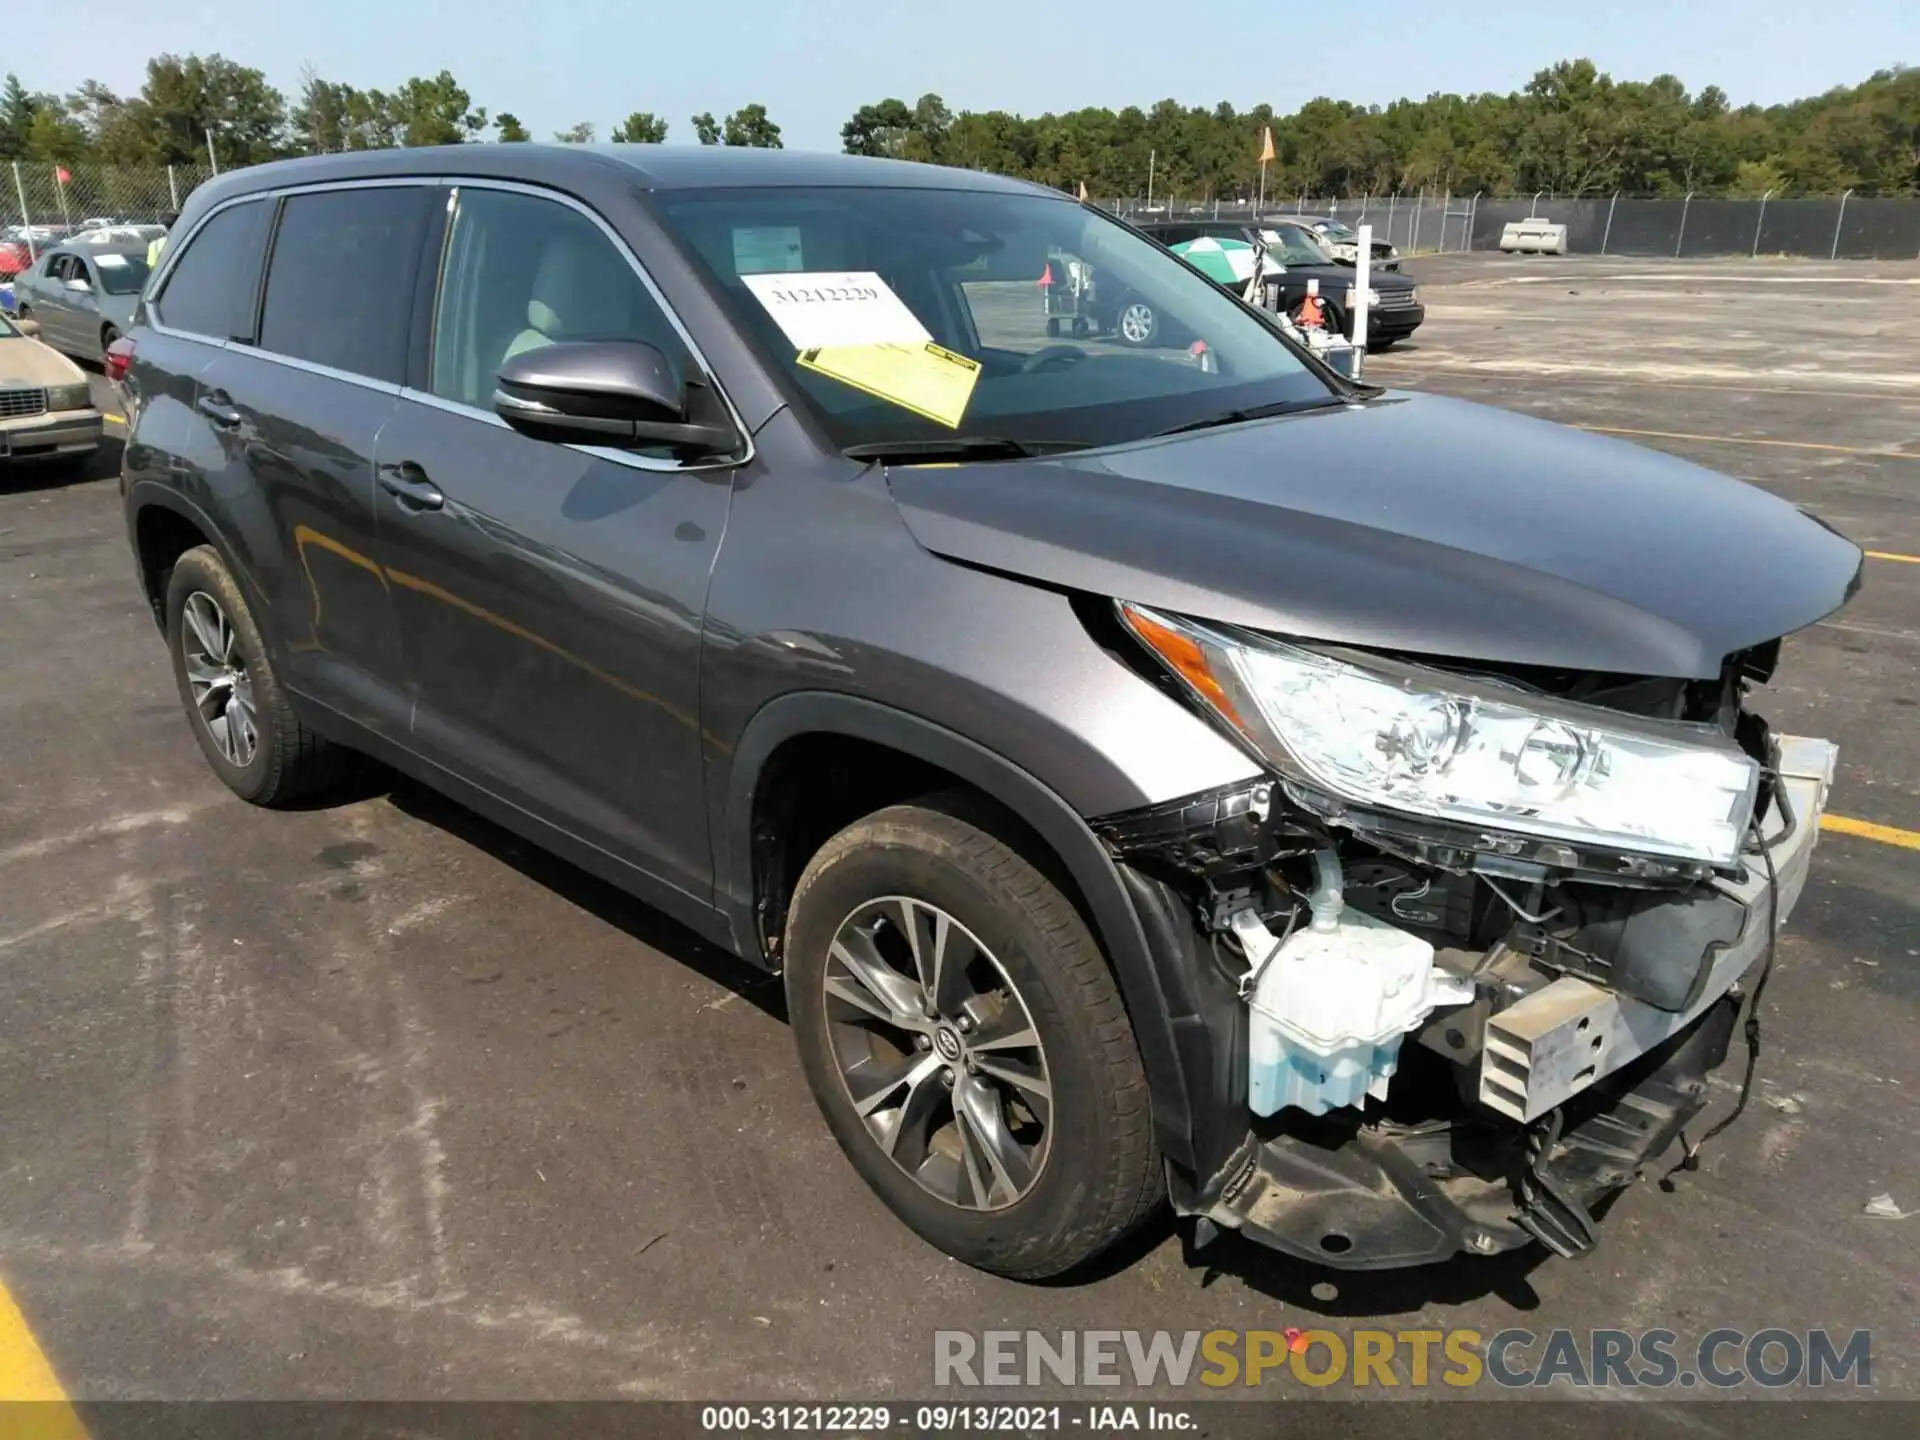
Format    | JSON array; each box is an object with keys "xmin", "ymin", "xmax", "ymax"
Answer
[
  {"xmin": 150, "ymin": 172, "xmax": 752, "ymax": 475},
  {"xmin": 239, "ymin": 347, "xmax": 405, "ymax": 397},
  {"xmin": 417, "ymin": 178, "xmax": 753, "ymax": 475}
]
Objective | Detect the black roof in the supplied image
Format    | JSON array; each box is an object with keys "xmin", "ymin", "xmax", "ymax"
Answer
[{"xmin": 188, "ymin": 143, "xmax": 1057, "ymax": 213}]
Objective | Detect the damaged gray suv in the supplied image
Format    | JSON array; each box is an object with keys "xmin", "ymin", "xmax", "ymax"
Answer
[{"xmin": 121, "ymin": 146, "xmax": 1861, "ymax": 1278}]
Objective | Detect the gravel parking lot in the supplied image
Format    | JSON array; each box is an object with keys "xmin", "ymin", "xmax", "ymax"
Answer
[{"xmin": 1, "ymin": 255, "xmax": 1915, "ymax": 1419}]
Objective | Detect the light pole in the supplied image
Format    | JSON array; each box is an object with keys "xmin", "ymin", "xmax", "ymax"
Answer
[{"xmin": 205, "ymin": 122, "xmax": 222, "ymax": 176}]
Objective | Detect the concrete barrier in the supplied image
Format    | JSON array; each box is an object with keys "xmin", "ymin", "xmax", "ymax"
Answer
[{"xmin": 1499, "ymin": 220, "xmax": 1569, "ymax": 254}]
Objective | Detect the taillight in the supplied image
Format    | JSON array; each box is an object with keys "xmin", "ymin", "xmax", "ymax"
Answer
[{"xmin": 104, "ymin": 335, "xmax": 134, "ymax": 384}]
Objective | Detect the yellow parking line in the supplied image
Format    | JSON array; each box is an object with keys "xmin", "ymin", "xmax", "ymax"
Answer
[
  {"xmin": 1867, "ymin": 550, "xmax": 1920, "ymax": 564},
  {"xmin": 1822, "ymin": 814, "xmax": 1920, "ymax": 851},
  {"xmin": 0, "ymin": 1275, "xmax": 85, "ymax": 1436},
  {"xmin": 1574, "ymin": 424, "xmax": 1919, "ymax": 460},
  {"xmin": 102, "ymin": 414, "xmax": 125, "ymax": 426}
]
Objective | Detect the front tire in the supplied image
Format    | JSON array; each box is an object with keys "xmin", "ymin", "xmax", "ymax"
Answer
[
  {"xmin": 164, "ymin": 544, "xmax": 350, "ymax": 806},
  {"xmin": 785, "ymin": 797, "xmax": 1163, "ymax": 1279}
]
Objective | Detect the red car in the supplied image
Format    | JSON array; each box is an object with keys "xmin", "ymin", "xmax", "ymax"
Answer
[{"xmin": 0, "ymin": 236, "xmax": 33, "ymax": 278}]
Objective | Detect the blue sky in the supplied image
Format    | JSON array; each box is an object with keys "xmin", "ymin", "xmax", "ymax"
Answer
[{"xmin": 65, "ymin": 0, "xmax": 1920, "ymax": 152}]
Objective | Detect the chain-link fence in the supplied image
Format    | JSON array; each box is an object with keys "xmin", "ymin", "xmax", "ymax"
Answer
[
  {"xmin": 0, "ymin": 161, "xmax": 214, "ymax": 236},
  {"xmin": 1105, "ymin": 192, "xmax": 1920, "ymax": 260},
  {"xmin": 4, "ymin": 163, "xmax": 1915, "ymax": 261}
]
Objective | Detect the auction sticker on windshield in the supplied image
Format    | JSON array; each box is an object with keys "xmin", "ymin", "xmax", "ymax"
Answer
[
  {"xmin": 799, "ymin": 342, "xmax": 982, "ymax": 429},
  {"xmin": 733, "ymin": 226, "xmax": 805, "ymax": 275},
  {"xmin": 743, "ymin": 271, "xmax": 933, "ymax": 350}
]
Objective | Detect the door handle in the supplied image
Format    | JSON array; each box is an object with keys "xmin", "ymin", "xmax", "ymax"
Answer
[
  {"xmin": 196, "ymin": 391, "xmax": 241, "ymax": 428},
  {"xmin": 377, "ymin": 461, "xmax": 445, "ymax": 512}
]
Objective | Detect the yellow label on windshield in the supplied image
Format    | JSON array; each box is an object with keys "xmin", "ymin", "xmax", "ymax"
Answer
[{"xmin": 799, "ymin": 342, "xmax": 982, "ymax": 429}]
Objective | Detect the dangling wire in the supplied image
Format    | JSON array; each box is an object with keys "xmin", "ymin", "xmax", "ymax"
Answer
[{"xmin": 1661, "ymin": 808, "xmax": 1781, "ymax": 1189}]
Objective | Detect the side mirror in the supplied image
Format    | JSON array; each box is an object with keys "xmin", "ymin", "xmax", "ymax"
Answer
[
  {"xmin": 15, "ymin": 317, "xmax": 39, "ymax": 337},
  {"xmin": 494, "ymin": 341, "xmax": 739, "ymax": 458},
  {"xmin": 65, "ymin": 276, "xmax": 90, "ymax": 293}
]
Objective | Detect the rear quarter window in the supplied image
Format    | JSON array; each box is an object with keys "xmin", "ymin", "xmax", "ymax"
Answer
[
  {"xmin": 259, "ymin": 186, "xmax": 434, "ymax": 385},
  {"xmin": 153, "ymin": 200, "xmax": 272, "ymax": 341}
]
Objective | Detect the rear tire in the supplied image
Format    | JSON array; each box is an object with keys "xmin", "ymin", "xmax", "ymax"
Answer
[
  {"xmin": 164, "ymin": 544, "xmax": 352, "ymax": 806},
  {"xmin": 785, "ymin": 796, "xmax": 1163, "ymax": 1279}
]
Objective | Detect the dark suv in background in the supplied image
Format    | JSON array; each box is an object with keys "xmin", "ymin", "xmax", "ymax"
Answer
[
  {"xmin": 121, "ymin": 146, "xmax": 1854, "ymax": 1279},
  {"xmin": 1136, "ymin": 217, "xmax": 1425, "ymax": 347}
]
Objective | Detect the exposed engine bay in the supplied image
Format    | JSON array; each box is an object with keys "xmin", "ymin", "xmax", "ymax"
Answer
[{"xmin": 1092, "ymin": 634, "xmax": 1837, "ymax": 1268}]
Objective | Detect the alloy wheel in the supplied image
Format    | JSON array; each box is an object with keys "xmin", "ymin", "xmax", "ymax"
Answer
[
  {"xmin": 823, "ymin": 895, "xmax": 1052, "ymax": 1211},
  {"xmin": 181, "ymin": 590, "xmax": 259, "ymax": 767},
  {"xmin": 1118, "ymin": 302, "xmax": 1155, "ymax": 344}
]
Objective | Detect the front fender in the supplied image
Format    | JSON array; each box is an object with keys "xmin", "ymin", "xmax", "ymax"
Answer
[{"xmin": 723, "ymin": 690, "xmax": 1224, "ymax": 1172}]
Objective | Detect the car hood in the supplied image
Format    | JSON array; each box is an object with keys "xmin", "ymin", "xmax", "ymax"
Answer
[
  {"xmin": 886, "ymin": 392, "xmax": 1862, "ymax": 679},
  {"xmin": 0, "ymin": 335, "xmax": 84, "ymax": 385}
]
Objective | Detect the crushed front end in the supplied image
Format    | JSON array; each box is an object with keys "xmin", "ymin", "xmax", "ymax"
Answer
[{"xmin": 1097, "ymin": 606, "xmax": 1838, "ymax": 1269}]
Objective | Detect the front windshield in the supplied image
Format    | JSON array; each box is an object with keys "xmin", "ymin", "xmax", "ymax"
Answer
[
  {"xmin": 1314, "ymin": 219, "xmax": 1357, "ymax": 241},
  {"xmin": 91, "ymin": 252, "xmax": 150, "ymax": 294},
  {"xmin": 652, "ymin": 186, "xmax": 1330, "ymax": 450},
  {"xmin": 1258, "ymin": 226, "xmax": 1336, "ymax": 266}
]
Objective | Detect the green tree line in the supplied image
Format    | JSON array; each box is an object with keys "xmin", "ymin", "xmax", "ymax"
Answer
[
  {"xmin": 0, "ymin": 52, "xmax": 1911, "ymax": 200},
  {"xmin": 845, "ymin": 61, "xmax": 1918, "ymax": 198},
  {"xmin": 0, "ymin": 54, "xmax": 784, "ymax": 166}
]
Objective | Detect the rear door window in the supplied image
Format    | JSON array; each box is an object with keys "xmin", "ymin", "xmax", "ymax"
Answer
[
  {"xmin": 259, "ymin": 186, "xmax": 433, "ymax": 384},
  {"xmin": 153, "ymin": 199, "xmax": 272, "ymax": 340}
]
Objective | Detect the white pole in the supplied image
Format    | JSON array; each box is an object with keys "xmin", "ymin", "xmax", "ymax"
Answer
[
  {"xmin": 206, "ymin": 126, "xmax": 220, "ymax": 176},
  {"xmin": 168, "ymin": 164, "xmax": 180, "ymax": 212},
  {"xmin": 53, "ymin": 166, "xmax": 70, "ymax": 229},
  {"xmin": 1146, "ymin": 149, "xmax": 1155, "ymax": 210},
  {"xmin": 1353, "ymin": 222, "xmax": 1372, "ymax": 365},
  {"xmin": 13, "ymin": 162, "xmax": 34, "ymax": 263}
]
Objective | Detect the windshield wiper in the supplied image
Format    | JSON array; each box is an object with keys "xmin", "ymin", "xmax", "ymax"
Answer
[
  {"xmin": 1148, "ymin": 395, "xmax": 1349, "ymax": 439},
  {"xmin": 842, "ymin": 436, "xmax": 1086, "ymax": 463}
]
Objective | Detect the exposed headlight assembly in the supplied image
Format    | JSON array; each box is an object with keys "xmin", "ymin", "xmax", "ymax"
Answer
[
  {"xmin": 46, "ymin": 382, "xmax": 91, "ymax": 412},
  {"xmin": 1120, "ymin": 604, "xmax": 1758, "ymax": 867}
]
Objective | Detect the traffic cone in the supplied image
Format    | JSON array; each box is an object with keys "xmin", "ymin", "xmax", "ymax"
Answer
[{"xmin": 1298, "ymin": 277, "xmax": 1325, "ymax": 329}]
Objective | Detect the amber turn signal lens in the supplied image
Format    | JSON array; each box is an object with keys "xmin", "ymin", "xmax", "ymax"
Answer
[{"xmin": 1118, "ymin": 602, "xmax": 1246, "ymax": 732}]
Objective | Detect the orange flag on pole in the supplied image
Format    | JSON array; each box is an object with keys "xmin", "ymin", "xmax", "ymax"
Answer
[{"xmin": 1259, "ymin": 127, "xmax": 1275, "ymax": 163}]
